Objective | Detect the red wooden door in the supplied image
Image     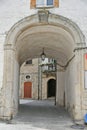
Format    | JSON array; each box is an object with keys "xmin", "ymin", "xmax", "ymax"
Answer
[{"xmin": 24, "ymin": 82, "xmax": 32, "ymax": 98}]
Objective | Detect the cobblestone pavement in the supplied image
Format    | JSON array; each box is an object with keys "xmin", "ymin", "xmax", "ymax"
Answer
[{"xmin": 0, "ymin": 99, "xmax": 86, "ymax": 130}]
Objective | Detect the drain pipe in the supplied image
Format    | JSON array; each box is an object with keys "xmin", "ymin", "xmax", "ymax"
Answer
[
  {"xmin": 56, "ymin": 46, "xmax": 87, "ymax": 69},
  {"xmin": 56, "ymin": 55, "xmax": 75, "ymax": 69},
  {"xmin": 73, "ymin": 46, "xmax": 87, "ymax": 52}
]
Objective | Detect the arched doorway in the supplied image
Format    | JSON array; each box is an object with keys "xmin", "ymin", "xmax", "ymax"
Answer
[
  {"xmin": 3, "ymin": 13, "xmax": 85, "ymax": 120},
  {"xmin": 24, "ymin": 82, "xmax": 32, "ymax": 98},
  {"xmin": 47, "ymin": 79, "xmax": 56, "ymax": 98}
]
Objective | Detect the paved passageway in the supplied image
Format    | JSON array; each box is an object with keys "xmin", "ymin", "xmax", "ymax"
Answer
[
  {"xmin": 11, "ymin": 99, "xmax": 73, "ymax": 129},
  {"xmin": 0, "ymin": 99, "xmax": 86, "ymax": 130}
]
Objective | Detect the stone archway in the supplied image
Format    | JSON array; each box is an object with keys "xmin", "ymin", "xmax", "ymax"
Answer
[{"xmin": 3, "ymin": 12, "xmax": 85, "ymax": 120}]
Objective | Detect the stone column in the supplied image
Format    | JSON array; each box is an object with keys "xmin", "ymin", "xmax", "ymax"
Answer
[
  {"xmin": 3, "ymin": 44, "xmax": 19, "ymax": 120},
  {"xmin": 74, "ymin": 50, "xmax": 84, "ymax": 120},
  {"xmin": 38, "ymin": 58, "xmax": 42, "ymax": 100}
]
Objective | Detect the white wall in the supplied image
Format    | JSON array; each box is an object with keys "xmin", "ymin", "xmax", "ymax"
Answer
[
  {"xmin": 65, "ymin": 60, "xmax": 76, "ymax": 116},
  {"xmin": 56, "ymin": 71, "xmax": 65, "ymax": 106},
  {"xmin": 0, "ymin": 0, "xmax": 87, "ymax": 39},
  {"xmin": 0, "ymin": 35, "xmax": 4, "ymax": 89},
  {"xmin": 56, "ymin": 54, "xmax": 83, "ymax": 119}
]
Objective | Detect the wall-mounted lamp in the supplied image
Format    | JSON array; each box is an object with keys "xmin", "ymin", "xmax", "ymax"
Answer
[{"xmin": 40, "ymin": 48, "xmax": 46, "ymax": 61}]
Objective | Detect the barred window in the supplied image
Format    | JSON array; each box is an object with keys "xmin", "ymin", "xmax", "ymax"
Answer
[{"xmin": 26, "ymin": 60, "xmax": 32, "ymax": 65}]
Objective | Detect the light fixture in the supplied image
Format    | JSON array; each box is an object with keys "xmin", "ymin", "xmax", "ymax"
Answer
[{"xmin": 40, "ymin": 48, "xmax": 46, "ymax": 61}]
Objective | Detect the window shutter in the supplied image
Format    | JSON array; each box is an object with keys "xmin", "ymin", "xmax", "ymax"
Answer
[
  {"xmin": 54, "ymin": 0, "xmax": 59, "ymax": 7},
  {"xmin": 30, "ymin": 0, "xmax": 36, "ymax": 9}
]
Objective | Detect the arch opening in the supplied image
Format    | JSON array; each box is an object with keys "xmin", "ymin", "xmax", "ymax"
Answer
[
  {"xmin": 3, "ymin": 13, "xmax": 85, "ymax": 120},
  {"xmin": 47, "ymin": 79, "xmax": 56, "ymax": 98}
]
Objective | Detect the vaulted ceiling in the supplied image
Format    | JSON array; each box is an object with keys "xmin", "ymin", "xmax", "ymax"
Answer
[{"xmin": 16, "ymin": 24, "xmax": 74, "ymax": 65}]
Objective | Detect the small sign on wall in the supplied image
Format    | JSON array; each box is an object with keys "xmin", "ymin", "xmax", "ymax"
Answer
[
  {"xmin": 84, "ymin": 53, "xmax": 87, "ymax": 88},
  {"xmin": 84, "ymin": 53, "xmax": 87, "ymax": 71}
]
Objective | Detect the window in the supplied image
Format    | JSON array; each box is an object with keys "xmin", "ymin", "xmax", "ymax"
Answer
[
  {"xmin": 47, "ymin": 0, "xmax": 53, "ymax": 6},
  {"xmin": 36, "ymin": 0, "xmax": 53, "ymax": 7},
  {"xmin": 26, "ymin": 60, "xmax": 32, "ymax": 65},
  {"xmin": 30, "ymin": 0, "xmax": 59, "ymax": 9},
  {"xmin": 36, "ymin": 0, "xmax": 44, "ymax": 7},
  {"xmin": 26, "ymin": 75, "xmax": 31, "ymax": 79}
]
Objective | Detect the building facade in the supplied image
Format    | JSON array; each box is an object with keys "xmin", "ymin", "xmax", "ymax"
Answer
[
  {"xmin": 20, "ymin": 58, "xmax": 56, "ymax": 100},
  {"xmin": 0, "ymin": 0, "xmax": 87, "ymax": 120}
]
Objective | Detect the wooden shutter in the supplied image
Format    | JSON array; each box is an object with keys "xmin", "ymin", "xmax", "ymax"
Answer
[
  {"xmin": 30, "ymin": 0, "xmax": 36, "ymax": 9},
  {"xmin": 54, "ymin": 0, "xmax": 59, "ymax": 7}
]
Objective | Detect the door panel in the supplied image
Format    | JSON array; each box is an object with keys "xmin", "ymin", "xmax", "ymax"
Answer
[{"xmin": 24, "ymin": 82, "xmax": 32, "ymax": 98}]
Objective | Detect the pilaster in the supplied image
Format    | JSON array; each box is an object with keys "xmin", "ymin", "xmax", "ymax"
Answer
[{"xmin": 3, "ymin": 44, "xmax": 17, "ymax": 119}]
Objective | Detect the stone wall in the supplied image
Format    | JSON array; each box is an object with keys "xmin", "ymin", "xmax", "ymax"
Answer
[
  {"xmin": 42, "ymin": 74, "xmax": 56, "ymax": 99},
  {"xmin": 20, "ymin": 59, "xmax": 38, "ymax": 99},
  {"xmin": 20, "ymin": 58, "xmax": 56, "ymax": 100}
]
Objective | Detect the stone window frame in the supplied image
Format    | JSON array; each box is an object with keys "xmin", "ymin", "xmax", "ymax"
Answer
[{"xmin": 25, "ymin": 75, "xmax": 31, "ymax": 80}]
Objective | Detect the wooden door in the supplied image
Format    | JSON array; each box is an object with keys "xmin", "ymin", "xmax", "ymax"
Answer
[{"xmin": 24, "ymin": 82, "xmax": 32, "ymax": 98}]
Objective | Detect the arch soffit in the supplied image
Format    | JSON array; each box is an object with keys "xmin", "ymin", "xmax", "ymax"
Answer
[{"xmin": 5, "ymin": 13, "xmax": 85, "ymax": 47}]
